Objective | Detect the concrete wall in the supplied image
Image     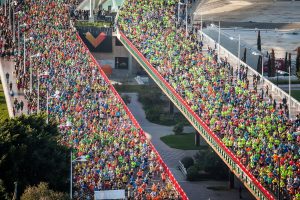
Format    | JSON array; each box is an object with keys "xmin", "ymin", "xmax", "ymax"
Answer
[{"xmin": 92, "ymin": 36, "xmax": 142, "ymax": 78}]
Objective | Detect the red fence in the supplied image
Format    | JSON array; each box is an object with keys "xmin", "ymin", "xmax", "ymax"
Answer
[
  {"xmin": 75, "ymin": 33, "xmax": 189, "ymax": 200},
  {"xmin": 118, "ymin": 31, "xmax": 275, "ymax": 200}
]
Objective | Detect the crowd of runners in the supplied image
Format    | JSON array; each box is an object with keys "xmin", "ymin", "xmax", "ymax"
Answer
[
  {"xmin": 118, "ymin": 0, "xmax": 300, "ymax": 199},
  {"xmin": 0, "ymin": 0, "xmax": 183, "ymax": 199}
]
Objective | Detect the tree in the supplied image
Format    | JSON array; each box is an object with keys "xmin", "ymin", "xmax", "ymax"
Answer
[
  {"xmin": 296, "ymin": 47, "xmax": 300, "ymax": 75},
  {"xmin": 181, "ymin": 156, "xmax": 194, "ymax": 169},
  {"xmin": 0, "ymin": 114, "xmax": 70, "ymax": 199},
  {"xmin": 173, "ymin": 122, "xmax": 184, "ymax": 135},
  {"xmin": 186, "ymin": 166, "xmax": 199, "ymax": 181},
  {"xmin": 257, "ymin": 30, "xmax": 261, "ymax": 51},
  {"xmin": 194, "ymin": 148, "xmax": 228, "ymax": 180},
  {"xmin": 21, "ymin": 182, "xmax": 68, "ymax": 200},
  {"xmin": 257, "ymin": 55, "xmax": 262, "ymax": 75},
  {"xmin": 0, "ymin": 179, "xmax": 9, "ymax": 200},
  {"xmin": 242, "ymin": 48, "xmax": 247, "ymax": 63},
  {"xmin": 268, "ymin": 54, "xmax": 272, "ymax": 77},
  {"xmin": 289, "ymin": 53, "xmax": 292, "ymax": 71},
  {"xmin": 270, "ymin": 49, "xmax": 276, "ymax": 77},
  {"xmin": 284, "ymin": 52, "xmax": 288, "ymax": 72}
]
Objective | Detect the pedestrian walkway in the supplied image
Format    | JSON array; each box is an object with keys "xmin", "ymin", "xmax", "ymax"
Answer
[
  {"xmin": 125, "ymin": 92, "xmax": 255, "ymax": 200},
  {"xmin": 0, "ymin": 58, "xmax": 28, "ymax": 117}
]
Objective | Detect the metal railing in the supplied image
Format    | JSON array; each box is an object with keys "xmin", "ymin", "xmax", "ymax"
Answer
[
  {"xmin": 178, "ymin": 161, "xmax": 187, "ymax": 177},
  {"xmin": 200, "ymin": 31, "xmax": 300, "ymax": 117},
  {"xmin": 117, "ymin": 28, "xmax": 276, "ymax": 200}
]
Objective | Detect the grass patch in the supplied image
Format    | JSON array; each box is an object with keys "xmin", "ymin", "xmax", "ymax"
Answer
[
  {"xmin": 0, "ymin": 83, "xmax": 9, "ymax": 121},
  {"xmin": 270, "ymin": 79, "xmax": 300, "ymax": 84},
  {"xmin": 160, "ymin": 133, "xmax": 208, "ymax": 150},
  {"xmin": 284, "ymin": 90, "xmax": 300, "ymax": 102}
]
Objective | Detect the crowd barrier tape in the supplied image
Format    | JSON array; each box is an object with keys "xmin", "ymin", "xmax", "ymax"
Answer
[
  {"xmin": 75, "ymin": 32, "xmax": 189, "ymax": 200},
  {"xmin": 117, "ymin": 29, "xmax": 276, "ymax": 200}
]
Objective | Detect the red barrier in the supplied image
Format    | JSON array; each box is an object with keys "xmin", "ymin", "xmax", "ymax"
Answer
[
  {"xmin": 75, "ymin": 33, "xmax": 189, "ymax": 200},
  {"xmin": 119, "ymin": 31, "xmax": 275, "ymax": 200}
]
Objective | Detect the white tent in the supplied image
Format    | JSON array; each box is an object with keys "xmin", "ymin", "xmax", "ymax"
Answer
[{"xmin": 94, "ymin": 190, "xmax": 125, "ymax": 200}]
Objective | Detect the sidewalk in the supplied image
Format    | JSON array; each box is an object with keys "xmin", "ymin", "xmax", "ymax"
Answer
[{"xmin": 0, "ymin": 58, "xmax": 28, "ymax": 117}]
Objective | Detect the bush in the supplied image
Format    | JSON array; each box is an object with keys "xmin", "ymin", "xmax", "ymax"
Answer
[
  {"xmin": 186, "ymin": 165, "xmax": 199, "ymax": 181},
  {"xmin": 138, "ymin": 89, "xmax": 162, "ymax": 107},
  {"xmin": 121, "ymin": 94, "xmax": 131, "ymax": 105},
  {"xmin": 194, "ymin": 148, "xmax": 229, "ymax": 180},
  {"xmin": 173, "ymin": 122, "xmax": 184, "ymax": 135},
  {"xmin": 181, "ymin": 156, "xmax": 194, "ymax": 169},
  {"xmin": 145, "ymin": 106, "xmax": 161, "ymax": 122},
  {"xmin": 159, "ymin": 114, "xmax": 176, "ymax": 126},
  {"xmin": 21, "ymin": 182, "xmax": 68, "ymax": 200}
]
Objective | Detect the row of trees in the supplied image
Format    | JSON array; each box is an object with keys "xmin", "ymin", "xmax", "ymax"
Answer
[
  {"xmin": 181, "ymin": 147, "xmax": 229, "ymax": 181},
  {"xmin": 256, "ymin": 30, "xmax": 300, "ymax": 77},
  {"xmin": 0, "ymin": 114, "xmax": 69, "ymax": 199}
]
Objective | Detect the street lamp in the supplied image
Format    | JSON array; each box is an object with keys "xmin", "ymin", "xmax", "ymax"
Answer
[
  {"xmin": 252, "ymin": 51, "xmax": 264, "ymax": 79},
  {"xmin": 46, "ymin": 90, "xmax": 60, "ymax": 124},
  {"xmin": 274, "ymin": 148, "xmax": 282, "ymax": 200},
  {"xmin": 13, "ymin": 11, "xmax": 21, "ymax": 43},
  {"xmin": 8, "ymin": 0, "xmax": 11, "ymax": 30},
  {"xmin": 22, "ymin": 32, "xmax": 33, "ymax": 74},
  {"xmin": 200, "ymin": 14, "xmax": 203, "ymax": 41},
  {"xmin": 4, "ymin": 0, "xmax": 7, "ymax": 16},
  {"xmin": 89, "ymin": 0, "xmax": 95, "ymax": 21},
  {"xmin": 177, "ymin": 0, "xmax": 180, "ymax": 26},
  {"xmin": 229, "ymin": 34, "xmax": 241, "ymax": 75},
  {"xmin": 178, "ymin": 1, "xmax": 188, "ymax": 37},
  {"xmin": 37, "ymin": 71, "xmax": 49, "ymax": 113},
  {"xmin": 70, "ymin": 153, "xmax": 87, "ymax": 199},
  {"xmin": 288, "ymin": 61, "xmax": 291, "ymax": 119},
  {"xmin": 29, "ymin": 53, "xmax": 41, "ymax": 93},
  {"xmin": 213, "ymin": 21, "xmax": 221, "ymax": 63}
]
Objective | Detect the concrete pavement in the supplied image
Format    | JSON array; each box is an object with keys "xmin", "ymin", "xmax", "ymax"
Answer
[{"xmin": 0, "ymin": 58, "xmax": 28, "ymax": 117}]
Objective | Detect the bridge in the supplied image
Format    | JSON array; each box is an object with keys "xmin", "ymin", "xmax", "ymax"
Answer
[{"xmin": 116, "ymin": 0, "xmax": 300, "ymax": 199}]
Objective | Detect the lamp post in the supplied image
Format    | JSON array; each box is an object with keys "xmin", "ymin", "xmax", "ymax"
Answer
[
  {"xmin": 29, "ymin": 53, "xmax": 41, "ymax": 93},
  {"xmin": 218, "ymin": 21, "xmax": 221, "ymax": 63},
  {"xmin": 278, "ymin": 148, "xmax": 281, "ymax": 200},
  {"xmin": 4, "ymin": 0, "xmax": 7, "ymax": 16},
  {"xmin": 178, "ymin": 1, "xmax": 188, "ymax": 37},
  {"xmin": 47, "ymin": 90, "xmax": 60, "ymax": 124},
  {"xmin": 89, "ymin": 0, "xmax": 95, "ymax": 21},
  {"xmin": 200, "ymin": 14, "xmax": 203, "ymax": 41},
  {"xmin": 70, "ymin": 153, "xmax": 87, "ymax": 199},
  {"xmin": 17, "ymin": 20, "xmax": 20, "ymax": 55},
  {"xmin": 177, "ymin": 0, "xmax": 180, "ymax": 26},
  {"xmin": 238, "ymin": 34, "xmax": 240, "ymax": 70},
  {"xmin": 229, "ymin": 34, "xmax": 241, "ymax": 75},
  {"xmin": 8, "ymin": 0, "xmax": 11, "ymax": 30},
  {"xmin": 22, "ymin": 32, "xmax": 33, "ymax": 74},
  {"xmin": 276, "ymin": 66, "xmax": 279, "ymax": 86},
  {"xmin": 37, "ymin": 71, "xmax": 49, "ymax": 113},
  {"xmin": 13, "ymin": 10, "xmax": 21, "ymax": 43},
  {"xmin": 185, "ymin": 2, "xmax": 188, "ymax": 37},
  {"xmin": 252, "ymin": 51, "xmax": 264, "ymax": 79},
  {"xmin": 288, "ymin": 61, "xmax": 291, "ymax": 119},
  {"xmin": 12, "ymin": 2, "xmax": 14, "ymax": 41}
]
